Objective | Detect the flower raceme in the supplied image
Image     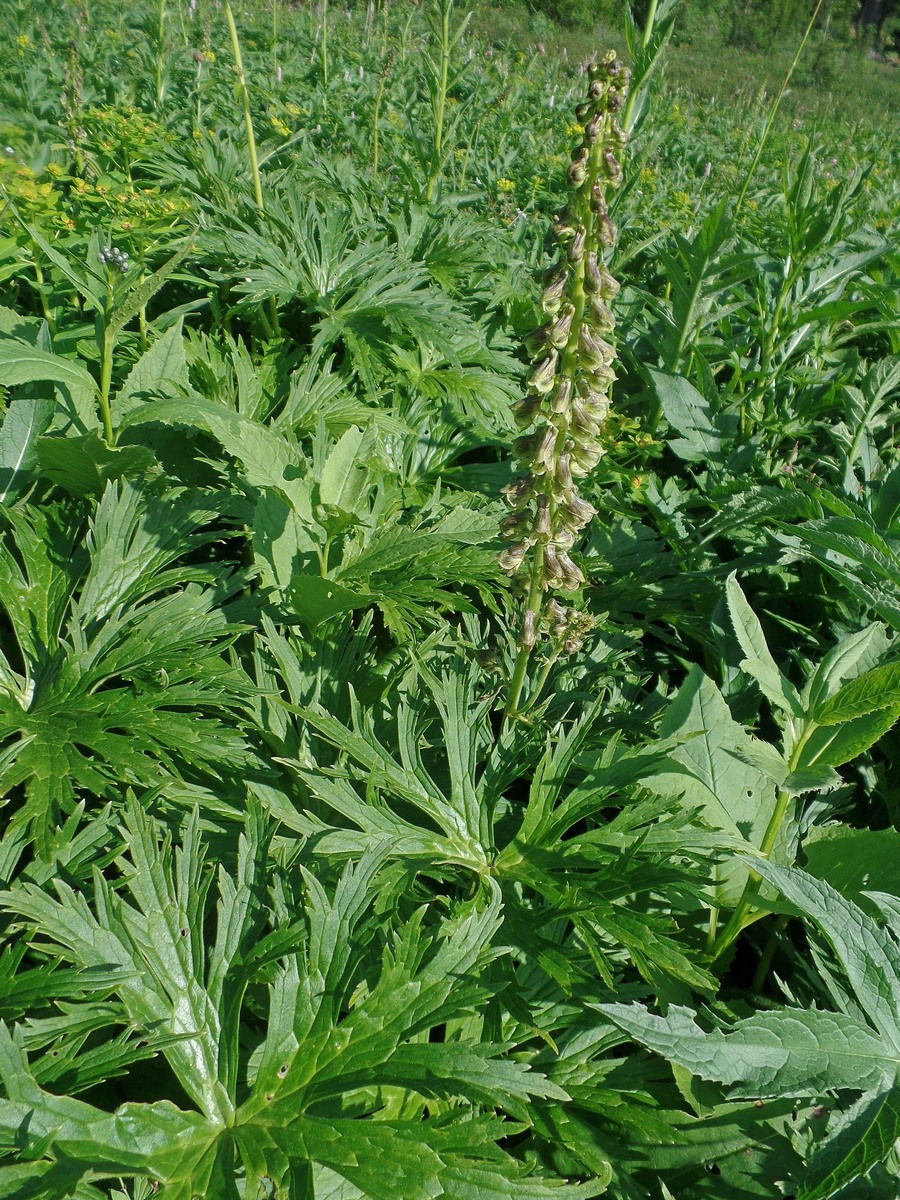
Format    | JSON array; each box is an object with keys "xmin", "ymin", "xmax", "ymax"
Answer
[{"xmin": 500, "ymin": 52, "xmax": 628, "ymax": 668}]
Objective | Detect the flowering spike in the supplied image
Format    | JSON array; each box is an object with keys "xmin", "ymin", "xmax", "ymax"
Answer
[{"xmin": 501, "ymin": 53, "xmax": 629, "ymax": 716}]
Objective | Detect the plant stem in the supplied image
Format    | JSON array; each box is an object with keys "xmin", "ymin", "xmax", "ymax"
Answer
[
  {"xmin": 222, "ymin": 0, "xmax": 264, "ymax": 211},
  {"xmin": 733, "ymin": 0, "xmax": 824, "ymax": 217},
  {"xmin": 30, "ymin": 243, "xmax": 55, "ymax": 335},
  {"xmin": 504, "ymin": 544, "xmax": 545, "ymax": 718},
  {"xmin": 155, "ymin": 0, "xmax": 166, "ymax": 111},
  {"xmin": 222, "ymin": 0, "xmax": 280, "ymax": 336},
  {"xmin": 426, "ymin": 0, "xmax": 452, "ymax": 203},
  {"xmin": 99, "ymin": 325, "xmax": 115, "ymax": 445},
  {"xmin": 320, "ymin": 0, "xmax": 329, "ymax": 114}
]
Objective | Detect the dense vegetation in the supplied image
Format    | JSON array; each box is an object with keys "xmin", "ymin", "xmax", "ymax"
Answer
[{"xmin": 1, "ymin": 0, "xmax": 899, "ymax": 1196}]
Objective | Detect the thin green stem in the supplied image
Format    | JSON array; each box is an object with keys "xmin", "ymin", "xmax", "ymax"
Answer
[
  {"xmin": 30, "ymin": 244, "xmax": 55, "ymax": 335},
  {"xmin": 222, "ymin": 0, "xmax": 280, "ymax": 336},
  {"xmin": 222, "ymin": 0, "xmax": 264, "ymax": 211},
  {"xmin": 320, "ymin": 0, "xmax": 329, "ymax": 114},
  {"xmin": 426, "ymin": 0, "xmax": 452, "ymax": 203},
  {"xmin": 734, "ymin": 0, "xmax": 824, "ymax": 217},
  {"xmin": 504, "ymin": 544, "xmax": 545, "ymax": 719},
  {"xmin": 155, "ymin": 0, "xmax": 166, "ymax": 111}
]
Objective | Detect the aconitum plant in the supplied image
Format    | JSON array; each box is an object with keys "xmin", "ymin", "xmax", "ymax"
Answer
[{"xmin": 501, "ymin": 51, "xmax": 629, "ymax": 716}]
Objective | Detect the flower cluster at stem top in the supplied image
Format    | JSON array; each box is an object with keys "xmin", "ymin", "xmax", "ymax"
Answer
[{"xmin": 499, "ymin": 51, "xmax": 629, "ymax": 655}]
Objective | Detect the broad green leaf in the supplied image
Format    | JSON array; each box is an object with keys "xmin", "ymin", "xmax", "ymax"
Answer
[
  {"xmin": 596, "ymin": 1002, "xmax": 893, "ymax": 1097},
  {"xmin": 802, "ymin": 623, "xmax": 891, "ymax": 715},
  {"xmin": 0, "ymin": 394, "xmax": 54, "ymax": 503},
  {"xmin": 753, "ymin": 861, "xmax": 900, "ymax": 1051},
  {"xmin": 36, "ymin": 432, "xmax": 155, "ymax": 496},
  {"xmin": 799, "ymin": 704, "xmax": 900, "ymax": 769},
  {"xmin": 288, "ymin": 575, "xmax": 374, "ymax": 628},
  {"xmin": 804, "ymin": 826, "xmax": 900, "ymax": 903},
  {"xmin": 647, "ymin": 367, "xmax": 730, "ymax": 464},
  {"xmin": 107, "ymin": 245, "xmax": 192, "ymax": 337},
  {"xmin": 121, "ymin": 397, "xmax": 309, "ymax": 510},
  {"xmin": 113, "ymin": 318, "xmax": 189, "ymax": 418},
  {"xmin": 318, "ymin": 424, "xmax": 372, "ymax": 512},
  {"xmin": 646, "ymin": 666, "xmax": 776, "ymax": 901},
  {"xmin": 0, "ymin": 341, "xmax": 96, "ymax": 394}
]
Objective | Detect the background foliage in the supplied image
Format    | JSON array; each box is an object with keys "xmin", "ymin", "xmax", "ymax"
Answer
[{"xmin": 0, "ymin": 0, "xmax": 899, "ymax": 1196}]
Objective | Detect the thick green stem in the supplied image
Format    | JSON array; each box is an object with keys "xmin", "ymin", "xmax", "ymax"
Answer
[{"xmin": 98, "ymin": 325, "xmax": 115, "ymax": 445}]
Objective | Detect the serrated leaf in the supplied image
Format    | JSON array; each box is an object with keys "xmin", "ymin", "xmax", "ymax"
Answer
[
  {"xmin": 726, "ymin": 573, "xmax": 802, "ymax": 716},
  {"xmin": 799, "ymin": 704, "xmax": 900, "ymax": 768},
  {"xmin": 798, "ymin": 1085, "xmax": 900, "ymax": 1200},
  {"xmin": 288, "ymin": 575, "xmax": 373, "ymax": 628},
  {"xmin": 816, "ymin": 662, "xmax": 900, "ymax": 724},
  {"xmin": 595, "ymin": 1001, "xmax": 893, "ymax": 1097},
  {"xmin": 318, "ymin": 425, "xmax": 371, "ymax": 513},
  {"xmin": 107, "ymin": 246, "xmax": 191, "ymax": 337},
  {"xmin": 113, "ymin": 318, "xmax": 189, "ymax": 419}
]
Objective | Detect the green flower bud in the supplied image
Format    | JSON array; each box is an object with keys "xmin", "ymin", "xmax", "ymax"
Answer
[
  {"xmin": 603, "ymin": 149, "xmax": 623, "ymax": 187},
  {"xmin": 531, "ymin": 496, "xmax": 552, "ymax": 542},
  {"xmin": 578, "ymin": 326, "xmax": 615, "ymax": 367},
  {"xmin": 511, "ymin": 394, "xmax": 543, "ymax": 428},
  {"xmin": 557, "ymin": 550, "xmax": 585, "ymax": 590},
  {"xmin": 571, "ymin": 399, "xmax": 601, "ymax": 436},
  {"xmin": 517, "ymin": 608, "xmax": 537, "ymax": 651},
  {"xmin": 588, "ymin": 294, "xmax": 615, "ymax": 330},
  {"xmin": 560, "ymin": 492, "xmax": 597, "ymax": 529},
  {"xmin": 502, "ymin": 476, "xmax": 534, "ymax": 508},
  {"xmin": 598, "ymin": 213, "xmax": 618, "ymax": 247},
  {"xmin": 500, "ymin": 511, "xmax": 531, "ymax": 539},
  {"xmin": 597, "ymin": 263, "xmax": 620, "ymax": 299},
  {"xmin": 570, "ymin": 440, "xmax": 605, "ymax": 475},
  {"xmin": 555, "ymin": 453, "xmax": 574, "ymax": 491},
  {"xmin": 568, "ymin": 159, "xmax": 588, "ymax": 187},
  {"xmin": 540, "ymin": 272, "xmax": 568, "ymax": 314},
  {"xmin": 524, "ymin": 321, "xmax": 553, "ymax": 358},
  {"xmin": 498, "ymin": 541, "xmax": 529, "ymax": 574},
  {"xmin": 568, "ymin": 224, "xmax": 586, "ymax": 263},
  {"xmin": 550, "ymin": 378, "xmax": 573, "ymax": 414},
  {"xmin": 583, "ymin": 251, "xmax": 602, "ymax": 294},
  {"xmin": 527, "ymin": 350, "xmax": 559, "ymax": 393},
  {"xmin": 549, "ymin": 304, "xmax": 575, "ymax": 348},
  {"xmin": 584, "ymin": 111, "xmax": 603, "ymax": 144}
]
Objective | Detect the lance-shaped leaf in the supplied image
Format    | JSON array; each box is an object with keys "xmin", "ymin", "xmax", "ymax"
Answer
[{"xmin": 599, "ymin": 862, "xmax": 900, "ymax": 1198}]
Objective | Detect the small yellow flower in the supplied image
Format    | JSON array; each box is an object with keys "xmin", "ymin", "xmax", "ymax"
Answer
[
  {"xmin": 16, "ymin": 34, "xmax": 30, "ymax": 50},
  {"xmin": 565, "ymin": 121, "xmax": 584, "ymax": 137},
  {"xmin": 497, "ymin": 177, "xmax": 515, "ymax": 192}
]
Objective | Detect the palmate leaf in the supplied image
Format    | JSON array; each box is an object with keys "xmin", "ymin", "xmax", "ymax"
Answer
[
  {"xmin": 598, "ymin": 863, "xmax": 900, "ymax": 1198},
  {"xmin": 0, "ymin": 482, "xmax": 256, "ymax": 851},
  {"xmin": 295, "ymin": 655, "xmax": 715, "ymax": 993},
  {"xmin": 0, "ymin": 807, "xmax": 597, "ymax": 1198}
]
